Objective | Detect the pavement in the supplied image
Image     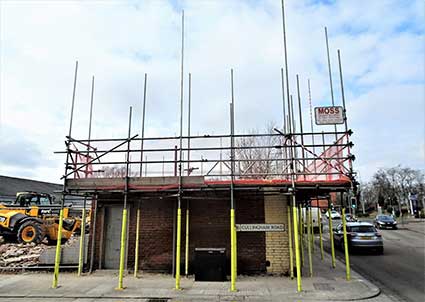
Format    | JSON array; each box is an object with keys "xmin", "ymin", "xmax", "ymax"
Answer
[
  {"xmin": 4, "ymin": 216, "xmax": 420, "ymax": 302},
  {"xmin": 0, "ymin": 246, "xmax": 387, "ymax": 302}
]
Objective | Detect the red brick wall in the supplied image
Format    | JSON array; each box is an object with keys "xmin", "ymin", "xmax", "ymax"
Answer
[
  {"xmin": 91, "ymin": 192, "xmax": 266, "ymax": 274},
  {"xmin": 127, "ymin": 197, "xmax": 174, "ymax": 272},
  {"xmin": 235, "ymin": 194, "xmax": 266, "ymax": 273}
]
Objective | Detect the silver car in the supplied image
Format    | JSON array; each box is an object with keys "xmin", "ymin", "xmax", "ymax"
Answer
[{"xmin": 333, "ymin": 221, "xmax": 384, "ymax": 254}]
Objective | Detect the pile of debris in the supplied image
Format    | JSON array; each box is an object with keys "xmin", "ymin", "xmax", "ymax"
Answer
[
  {"xmin": 0, "ymin": 242, "xmax": 48, "ymax": 268},
  {"xmin": 0, "ymin": 235, "xmax": 82, "ymax": 269}
]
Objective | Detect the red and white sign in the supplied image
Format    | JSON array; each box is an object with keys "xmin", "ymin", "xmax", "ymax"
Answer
[{"xmin": 314, "ymin": 106, "xmax": 344, "ymax": 125}]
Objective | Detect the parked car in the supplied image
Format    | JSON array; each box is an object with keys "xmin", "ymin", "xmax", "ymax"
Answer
[
  {"xmin": 374, "ymin": 215, "xmax": 397, "ymax": 229},
  {"xmin": 333, "ymin": 221, "xmax": 383, "ymax": 254},
  {"xmin": 326, "ymin": 210, "xmax": 341, "ymax": 220},
  {"xmin": 344, "ymin": 213, "xmax": 357, "ymax": 222}
]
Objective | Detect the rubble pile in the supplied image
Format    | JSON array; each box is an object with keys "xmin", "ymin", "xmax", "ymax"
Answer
[
  {"xmin": 0, "ymin": 242, "xmax": 48, "ymax": 267},
  {"xmin": 0, "ymin": 235, "xmax": 82, "ymax": 268}
]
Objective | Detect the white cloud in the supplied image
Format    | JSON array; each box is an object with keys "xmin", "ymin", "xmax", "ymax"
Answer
[{"xmin": 0, "ymin": 0, "xmax": 423, "ymax": 183}]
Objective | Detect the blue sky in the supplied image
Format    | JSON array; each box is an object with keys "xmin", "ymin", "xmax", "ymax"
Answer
[{"xmin": 0, "ymin": 0, "xmax": 423, "ymax": 183}]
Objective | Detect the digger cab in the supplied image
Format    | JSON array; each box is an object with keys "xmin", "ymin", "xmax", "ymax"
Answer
[{"xmin": 15, "ymin": 192, "xmax": 54, "ymax": 207}]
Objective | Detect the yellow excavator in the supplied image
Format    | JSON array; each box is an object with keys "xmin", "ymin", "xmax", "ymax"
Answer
[{"xmin": 0, "ymin": 192, "xmax": 82, "ymax": 245}]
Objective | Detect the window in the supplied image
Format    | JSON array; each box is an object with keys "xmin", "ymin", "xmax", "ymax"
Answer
[
  {"xmin": 379, "ymin": 215, "xmax": 393, "ymax": 221},
  {"xmin": 30, "ymin": 196, "xmax": 39, "ymax": 206},
  {"xmin": 39, "ymin": 197, "xmax": 50, "ymax": 206},
  {"xmin": 348, "ymin": 226, "xmax": 375, "ymax": 233}
]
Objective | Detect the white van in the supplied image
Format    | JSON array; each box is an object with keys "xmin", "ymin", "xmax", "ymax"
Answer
[{"xmin": 301, "ymin": 207, "xmax": 323, "ymax": 232}]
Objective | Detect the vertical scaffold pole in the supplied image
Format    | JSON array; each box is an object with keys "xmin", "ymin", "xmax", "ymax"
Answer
[
  {"xmin": 293, "ymin": 200, "xmax": 301, "ymax": 291},
  {"xmin": 53, "ymin": 209, "xmax": 64, "ymax": 287},
  {"xmin": 324, "ymin": 26, "xmax": 338, "ymax": 141},
  {"xmin": 134, "ymin": 74, "xmax": 147, "ymax": 278},
  {"xmin": 310, "ymin": 204, "xmax": 314, "ymax": 253},
  {"xmin": 77, "ymin": 196, "xmax": 87, "ymax": 276},
  {"xmin": 299, "ymin": 204, "xmax": 304, "ymax": 266},
  {"xmin": 184, "ymin": 73, "xmax": 191, "ymax": 276},
  {"xmin": 307, "ymin": 206, "xmax": 313, "ymax": 277},
  {"xmin": 337, "ymin": 49, "xmax": 353, "ymax": 176},
  {"xmin": 53, "ymin": 60, "xmax": 78, "ymax": 289},
  {"xmin": 134, "ymin": 201, "xmax": 141, "ymax": 278},
  {"xmin": 175, "ymin": 10, "xmax": 185, "ymax": 291},
  {"xmin": 185, "ymin": 201, "xmax": 190, "ymax": 276},
  {"xmin": 328, "ymin": 206, "xmax": 336, "ymax": 268},
  {"xmin": 287, "ymin": 206, "xmax": 294, "ymax": 279},
  {"xmin": 89, "ymin": 196, "xmax": 98, "ymax": 273},
  {"xmin": 342, "ymin": 206, "xmax": 351, "ymax": 280},
  {"xmin": 116, "ymin": 106, "xmax": 133, "ymax": 290},
  {"xmin": 307, "ymin": 79, "xmax": 317, "ymax": 175},
  {"xmin": 78, "ymin": 75, "xmax": 95, "ymax": 277},
  {"xmin": 139, "ymin": 73, "xmax": 148, "ymax": 177},
  {"xmin": 175, "ymin": 207, "xmax": 182, "ymax": 289},
  {"xmin": 280, "ymin": 0, "xmax": 301, "ymax": 292},
  {"xmin": 296, "ymin": 75, "xmax": 306, "ymax": 179},
  {"xmin": 317, "ymin": 204, "xmax": 324, "ymax": 260},
  {"xmin": 230, "ymin": 69, "xmax": 237, "ymax": 292}
]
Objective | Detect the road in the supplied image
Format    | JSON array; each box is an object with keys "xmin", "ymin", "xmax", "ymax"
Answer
[{"xmin": 320, "ymin": 218, "xmax": 425, "ymax": 302}]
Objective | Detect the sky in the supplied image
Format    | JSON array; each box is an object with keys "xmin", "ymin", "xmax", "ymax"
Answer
[{"xmin": 0, "ymin": 0, "xmax": 424, "ymax": 184}]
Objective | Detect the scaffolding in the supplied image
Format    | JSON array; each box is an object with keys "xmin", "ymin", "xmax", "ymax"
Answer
[{"xmin": 51, "ymin": 0, "xmax": 358, "ymax": 293}]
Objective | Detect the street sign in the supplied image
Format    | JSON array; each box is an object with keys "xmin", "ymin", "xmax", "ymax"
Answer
[
  {"xmin": 236, "ymin": 224, "xmax": 285, "ymax": 232},
  {"xmin": 314, "ymin": 106, "xmax": 344, "ymax": 125}
]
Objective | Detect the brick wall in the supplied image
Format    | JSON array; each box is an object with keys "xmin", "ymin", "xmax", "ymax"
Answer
[
  {"xmin": 264, "ymin": 194, "xmax": 290, "ymax": 274},
  {"xmin": 187, "ymin": 193, "xmax": 265, "ymax": 274},
  {"xmin": 127, "ymin": 197, "xmax": 174, "ymax": 272},
  {"xmin": 235, "ymin": 194, "xmax": 266, "ymax": 273},
  {"xmin": 90, "ymin": 192, "xmax": 268, "ymax": 274}
]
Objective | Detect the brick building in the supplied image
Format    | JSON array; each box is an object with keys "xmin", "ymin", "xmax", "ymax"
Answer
[{"xmin": 68, "ymin": 176, "xmax": 349, "ymax": 276}]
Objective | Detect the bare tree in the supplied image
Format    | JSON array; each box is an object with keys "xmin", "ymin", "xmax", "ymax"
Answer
[
  {"xmin": 235, "ymin": 122, "xmax": 282, "ymax": 179},
  {"xmin": 363, "ymin": 165, "xmax": 424, "ymax": 215}
]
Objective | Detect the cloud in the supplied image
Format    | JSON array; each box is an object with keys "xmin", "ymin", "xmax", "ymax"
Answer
[
  {"xmin": 0, "ymin": 125, "xmax": 50, "ymax": 178},
  {"xmin": 0, "ymin": 0, "xmax": 423, "ymax": 183}
]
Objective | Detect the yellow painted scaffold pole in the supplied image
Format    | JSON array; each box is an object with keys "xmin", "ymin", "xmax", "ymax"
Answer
[
  {"xmin": 230, "ymin": 209, "xmax": 236, "ymax": 291},
  {"xmin": 175, "ymin": 207, "xmax": 182, "ymax": 289},
  {"xmin": 184, "ymin": 206, "xmax": 190, "ymax": 276},
  {"xmin": 52, "ymin": 60, "xmax": 78, "ymax": 289},
  {"xmin": 342, "ymin": 207, "xmax": 351, "ymax": 280},
  {"xmin": 328, "ymin": 208, "xmax": 336, "ymax": 268},
  {"xmin": 234, "ymin": 219, "xmax": 237, "ymax": 275},
  {"xmin": 116, "ymin": 106, "xmax": 133, "ymax": 290},
  {"xmin": 117, "ymin": 208, "xmax": 128, "ymax": 290},
  {"xmin": 52, "ymin": 209, "xmax": 64, "ymax": 288},
  {"xmin": 287, "ymin": 206, "xmax": 294, "ymax": 279},
  {"xmin": 77, "ymin": 197, "xmax": 87, "ymax": 276},
  {"xmin": 307, "ymin": 207, "xmax": 313, "ymax": 277},
  {"xmin": 299, "ymin": 205, "xmax": 304, "ymax": 267},
  {"xmin": 293, "ymin": 201, "xmax": 302, "ymax": 292}
]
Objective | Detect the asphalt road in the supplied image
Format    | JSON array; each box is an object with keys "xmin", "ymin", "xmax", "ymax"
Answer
[{"xmin": 320, "ymin": 218, "xmax": 425, "ymax": 302}]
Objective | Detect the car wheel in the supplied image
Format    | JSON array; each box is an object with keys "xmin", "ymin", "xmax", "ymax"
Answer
[{"xmin": 377, "ymin": 247, "xmax": 384, "ymax": 255}]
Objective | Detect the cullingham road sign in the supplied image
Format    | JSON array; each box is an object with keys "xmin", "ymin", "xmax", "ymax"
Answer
[
  {"xmin": 236, "ymin": 224, "xmax": 285, "ymax": 232},
  {"xmin": 315, "ymin": 106, "xmax": 344, "ymax": 125}
]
